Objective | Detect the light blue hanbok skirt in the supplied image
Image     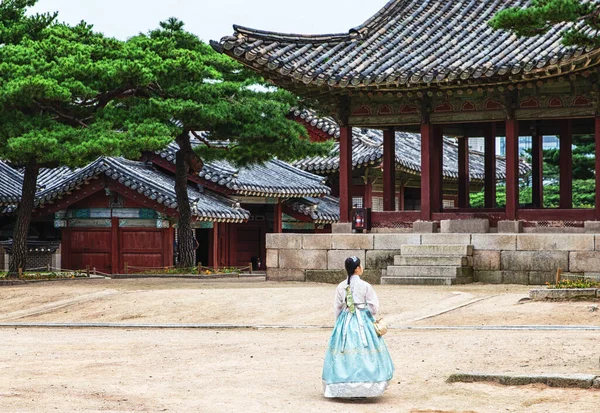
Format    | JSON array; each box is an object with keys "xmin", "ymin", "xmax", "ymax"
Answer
[{"xmin": 322, "ymin": 308, "xmax": 394, "ymax": 398}]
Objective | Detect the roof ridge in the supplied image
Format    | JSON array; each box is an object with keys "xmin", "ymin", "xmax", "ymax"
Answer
[
  {"xmin": 349, "ymin": 0, "xmax": 411, "ymax": 35},
  {"xmin": 228, "ymin": 0, "xmax": 412, "ymax": 43},
  {"xmin": 230, "ymin": 25, "xmax": 352, "ymax": 43}
]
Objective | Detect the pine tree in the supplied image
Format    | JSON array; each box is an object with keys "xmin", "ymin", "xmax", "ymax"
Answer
[
  {"xmin": 0, "ymin": 1, "xmax": 173, "ymax": 275},
  {"xmin": 489, "ymin": 0, "xmax": 600, "ymax": 47},
  {"xmin": 126, "ymin": 19, "xmax": 330, "ymax": 268}
]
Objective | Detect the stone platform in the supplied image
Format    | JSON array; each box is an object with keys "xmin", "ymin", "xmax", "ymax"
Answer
[{"xmin": 266, "ymin": 233, "xmax": 600, "ymax": 285}]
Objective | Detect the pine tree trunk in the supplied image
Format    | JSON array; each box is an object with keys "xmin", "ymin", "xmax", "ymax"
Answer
[
  {"xmin": 9, "ymin": 162, "xmax": 40, "ymax": 277},
  {"xmin": 175, "ymin": 133, "xmax": 196, "ymax": 269}
]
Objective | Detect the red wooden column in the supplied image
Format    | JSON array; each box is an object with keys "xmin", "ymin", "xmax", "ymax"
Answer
[
  {"xmin": 363, "ymin": 178, "xmax": 373, "ymax": 209},
  {"xmin": 559, "ymin": 119, "xmax": 573, "ymax": 209},
  {"xmin": 505, "ymin": 119, "xmax": 520, "ymax": 220},
  {"xmin": 531, "ymin": 123, "xmax": 544, "ymax": 208},
  {"xmin": 458, "ymin": 137, "xmax": 470, "ymax": 208},
  {"xmin": 339, "ymin": 125, "xmax": 353, "ymax": 222},
  {"xmin": 111, "ymin": 217, "xmax": 119, "ymax": 274},
  {"xmin": 165, "ymin": 226, "xmax": 174, "ymax": 267},
  {"xmin": 595, "ymin": 116, "xmax": 600, "ymax": 220},
  {"xmin": 421, "ymin": 123, "xmax": 443, "ymax": 220},
  {"xmin": 210, "ymin": 223, "xmax": 219, "ymax": 269},
  {"xmin": 383, "ymin": 128, "xmax": 396, "ymax": 211},
  {"xmin": 484, "ymin": 123, "xmax": 497, "ymax": 209},
  {"xmin": 273, "ymin": 200, "xmax": 283, "ymax": 233},
  {"xmin": 398, "ymin": 182, "xmax": 405, "ymax": 211}
]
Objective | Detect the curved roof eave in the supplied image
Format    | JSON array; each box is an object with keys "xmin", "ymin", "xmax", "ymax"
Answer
[{"xmin": 213, "ymin": 0, "xmax": 600, "ymax": 91}]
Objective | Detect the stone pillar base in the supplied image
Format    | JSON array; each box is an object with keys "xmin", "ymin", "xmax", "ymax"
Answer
[
  {"xmin": 51, "ymin": 245, "xmax": 61, "ymax": 270},
  {"xmin": 331, "ymin": 223, "xmax": 352, "ymax": 233},
  {"xmin": 441, "ymin": 219, "xmax": 489, "ymax": 233},
  {"xmin": 584, "ymin": 221, "xmax": 600, "ymax": 233},
  {"xmin": 413, "ymin": 221, "xmax": 439, "ymax": 233},
  {"xmin": 498, "ymin": 220, "xmax": 523, "ymax": 233}
]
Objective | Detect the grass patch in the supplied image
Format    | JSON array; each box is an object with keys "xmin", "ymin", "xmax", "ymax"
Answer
[
  {"xmin": 0, "ymin": 271, "xmax": 87, "ymax": 280},
  {"xmin": 137, "ymin": 267, "xmax": 241, "ymax": 275},
  {"xmin": 546, "ymin": 279, "xmax": 600, "ymax": 289}
]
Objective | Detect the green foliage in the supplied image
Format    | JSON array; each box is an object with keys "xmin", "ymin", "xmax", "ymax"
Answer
[
  {"xmin": 522, "ymin": 135, "xmax": 596, "ymax": 182},
  {"xmin": 489, "ymin": 0, "xmax": 600, "ymax": 47},
  {"xmin": 546, "ymin": 278, "xmax": 600, "ymax": 289},
  {"xmin": 470, "ymin": 180, "xmax": 596, "ymax": 208},
  {"xmin": 0, "ymin": 2, "xmax": 173, "ymax": 169},
  {"xmin": 124, "ymin": 19, "xmax": 331, "ymax": 166}
]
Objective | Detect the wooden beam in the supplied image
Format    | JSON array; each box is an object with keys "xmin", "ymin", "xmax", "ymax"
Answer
[
  {"xmin": 505, "ymin": 119, "xmax": 520, "ymax": 220},
  {"xmin": 383, "ymin": 128, "xmax": 396, "ymax": 211},
  {"xmin": 458, "ymin": 137, "xmax": 470, "ymax": 208},
  {"xmin": 531, "ymin": 122, "xmax": 544, "ymax": 208},
  {"xmin": 339, "ymin": 125, "xmax": 353, "ymax": 222},
  {"xmin": 559, "ymin": 119, "xmax": 573, "ymax": 209},
  {"xmin": 484, "ymin": 123, "xmax": 497, "ymax": 208}
]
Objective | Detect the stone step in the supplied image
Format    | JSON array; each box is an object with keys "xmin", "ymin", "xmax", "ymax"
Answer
[
  {"xmin": 401, "ymin": 244, "xmax": 473, "ymax": 256},
  {"xmin": 393, "ymin": 255, "xmax": 471, "ymax": 267},
  {"xmin": 381, "ymin": 276, "xmax": 473, "ymax": 286},
  {"xmin": 386, "ymin": 266, "xmax": 473, "ymax": 278}
]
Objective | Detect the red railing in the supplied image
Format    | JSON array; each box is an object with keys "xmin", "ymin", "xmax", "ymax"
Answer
[
  {"xmin": 371, "ymin": 211, "xmax": 420, "ymax": 228},
  {"xmin": 370, "ymin": 208, "xmax": 596, "ymax": 228}
]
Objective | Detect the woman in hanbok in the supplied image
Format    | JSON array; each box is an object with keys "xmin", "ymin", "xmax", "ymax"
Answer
[{"xmin": 322, "ymin": 256, "xmax": 394, "ymax": 398}]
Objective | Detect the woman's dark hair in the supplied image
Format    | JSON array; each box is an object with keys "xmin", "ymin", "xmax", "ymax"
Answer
[{"xmin": 344, "ymin": 256, "xmax": 361, "ymax": 285}]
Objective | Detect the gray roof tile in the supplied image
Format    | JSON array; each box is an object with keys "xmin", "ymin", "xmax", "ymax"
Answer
[
  {"xmin": 157, "ymin": 136, "xmax": 330, "ymax": 197},
  {"xmin": 291, "ymin": 109, "xmax": 531, "ymax": 180},
  {"xmin": 213, "ymin": 0, "xmax": 596, "ymax": 89},
  {"xmin": 286, "ymin": 195, "xmax": 339, "ymax": 224},
  {"xmin": 4, "ymin": 158, "xmax": 250, "ymax": 222}
]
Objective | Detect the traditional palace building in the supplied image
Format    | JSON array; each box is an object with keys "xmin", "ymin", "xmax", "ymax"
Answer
[
  {"xmin": 213, "ymin": 0, "xmax": 600, "ymax": 230},
  {"xmin": 0, "ymin": 146, "xmax": 335, "ymax": 273}
]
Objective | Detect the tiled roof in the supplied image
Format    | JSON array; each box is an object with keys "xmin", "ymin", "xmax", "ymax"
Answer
[
  {"xmin": 286, "ymin": 195, "xmax": 340, "ymax": 224},
  {"xmin": 13, "ymin": 158, "xmax": 250, "ymax": 223},
  {"xmin": 291, "ymin": 109, "xmax": 531, "ymax": 180},
  {"xmin": 37, "ymin": 158, "xmax": 250, "ymax": 222},
  {"xmin": 0, "ymin": 161, "xmax": 23, "ymax": 204},
  {"xmin": 213, "ymin": 0, "xmax": 598, "ymax": 89},
  {"xmin": 156, "ymin": 138, "xmax": 330, "ymax": 197}
]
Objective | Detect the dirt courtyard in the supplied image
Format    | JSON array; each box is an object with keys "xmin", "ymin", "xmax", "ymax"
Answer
[{"xmin": 0, "ymin": 279, "xmax": 599, "ymax": 412}]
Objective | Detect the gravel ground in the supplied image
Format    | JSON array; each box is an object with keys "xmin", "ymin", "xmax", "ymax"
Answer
[{"xmin": 0, "ymin": 279, "xmax": 598, "ymax": 412}]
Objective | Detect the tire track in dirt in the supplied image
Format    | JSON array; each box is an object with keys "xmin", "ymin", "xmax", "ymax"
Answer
[{"xmin": 0, "ymin": 290, "xmax": 119, "ymax": 321}]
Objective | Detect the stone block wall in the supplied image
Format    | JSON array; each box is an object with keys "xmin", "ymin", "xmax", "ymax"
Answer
[{"xmin": 267, "ymin": 233, "xmax": 600, "ymax": 285}]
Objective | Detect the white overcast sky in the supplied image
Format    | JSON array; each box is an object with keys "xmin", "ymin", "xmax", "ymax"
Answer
[{"xmin": 30, "ymin": 1, "xmax": 385, "ymax": 42}]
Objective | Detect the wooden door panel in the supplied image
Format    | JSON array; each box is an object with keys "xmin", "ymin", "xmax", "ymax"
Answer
[
  {"xmin": 67, "ymin": 229, "xmax": 112, "ymax": 273},
  {"xmin": 70, "ymin": 229, "xmax": 111, "ymax": 251},
  {"xmin": 235, "ymin": 227, "xmax": 262, "ymax": 267},
  {"xmin": 121, "ymin": 253, "xmax": 163, "ymax": 269},
  {"xmin": 70, "ymin": 252, "xmax": 111, "ymax": 273},
  {"xmin": 120, "ymin": 230, "xmax": 162, "ymax": 252},
  {"xmin": 119, "ymin": 228, "xmax": 164, "ymax": 272}
]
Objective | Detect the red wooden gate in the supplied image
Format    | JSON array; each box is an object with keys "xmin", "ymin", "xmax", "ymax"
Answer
[
  {"xmin": 236, "ymin": 226, "xmax": 265, "ymax": 269},
  {"xmin": 118, "ymin": 228, "xmax": 165, "ymax": 273},
  {"xmin": 62, "ymin": 225, "xmax": 173, "ymax": 274},
  {"xmin": 65, "ymin": 228, "xmax": 112, "ymax": 273}
]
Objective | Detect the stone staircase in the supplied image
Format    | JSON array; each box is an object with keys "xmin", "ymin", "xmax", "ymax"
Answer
[{"xmin": 381, "ymin": 244, "xmax": 474, "ymax": 285}]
